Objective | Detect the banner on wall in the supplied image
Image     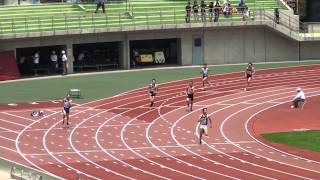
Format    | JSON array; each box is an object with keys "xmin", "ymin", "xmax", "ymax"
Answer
[
  {"xmin": 154, "ymin": 51, "xmax": 165, "ymax": 64},
  {"xmin": 0, "ymin": 50, "xmax": 20, "ymax": 81}
]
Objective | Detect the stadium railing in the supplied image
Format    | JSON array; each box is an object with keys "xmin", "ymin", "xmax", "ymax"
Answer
[{"xmin": 0, "ymin": 1, "xmax": 281, "ymax": 34}]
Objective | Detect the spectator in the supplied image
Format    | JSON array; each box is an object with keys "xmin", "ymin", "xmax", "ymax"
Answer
[
  {"xmin": 61, "ymin": 50, "xmax": 68, "ymax": 75},
  {"xmin": 223, "ymin": 3, "xmax": 231, "ymax": 16},
  {"xmin": 185, "ymin": 2, "xmax": 192, "ymax": 23},
  {"xmin": 291, "ymin": 88, "xmax": 305, "ymax": 108},
  {"xmin": 214, "ymin": 1, "xmax": 221, "ymax": 22},
  {"xmin": 50, "ymin": 51, "xmax": 58, "ymax": 73},
  {"xmin": 275, "ymin": 8, "xmax": 280, "ymax": 24},
  {"xmin": 200, "ymin": 0, "xmax": 207, "ymax": 22},
  {"xmin": 32, "ymin": 52, "xmax": 40, "ymax": 75},
  {"xmin": 193, "ymin": 1, "xmax": 199, "ymax": 22},
  {"xmin": 95, "ymin": 0, "xmax": 106, "ymax": 14},
  {"xmin": 242, "ymin": 6, "xmax": 249, "ymax": 21},
  {"xmin": 208, "ymin": 1, "xmax": 214, "ymax": 22},
  {"xmin": 238, "ymin": 0, "xmax": 245, "ymax": 7},
  {"xmin": 223, "ymin": 0, "xmax": 230, "ymax": 6},
  {"xmin": 238, "ymin": 0, "xmax": 245, "ymax": 12}
]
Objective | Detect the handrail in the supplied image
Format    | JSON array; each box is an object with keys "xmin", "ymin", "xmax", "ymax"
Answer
[{"xmin": 0, "ymin": 2, "xmax": 318, "ymax": 39}]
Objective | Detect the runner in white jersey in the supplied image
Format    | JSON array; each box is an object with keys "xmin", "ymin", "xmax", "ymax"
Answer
[
  {"xmin": 148, "ymin": 79, "xmax": 158, "ymax": 107},
  {"xmin": 186, "ymin": 81, "xmax": 195, "ymax": 111},
  {"xmin": 244, "ymin": 62, "xmax": 255, "ymax": 91},
  {"xmin": 198, "ymin": 108, "xmax": 212, "ymax": 144},
  {"xmin": 62, "ymin": 94, "xmax": 72, "ymax": 125},
  {"xmin": 201, "ymin": 64, "xmax": 212, "ymax": 90}
]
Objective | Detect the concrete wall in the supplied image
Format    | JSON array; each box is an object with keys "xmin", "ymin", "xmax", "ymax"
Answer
[
  {"xmin": 1, "ymin": 26, "xmax": 320, "ymax": 72},
  {"xmin": 203, "ymin": 27, "xmax": 300, "ymax": 65},
  {"xmin": 300, "ymin": 41, "xmax": 320, "ymax": 60}
]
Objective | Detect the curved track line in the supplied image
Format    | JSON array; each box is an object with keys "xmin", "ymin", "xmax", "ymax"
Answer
[
  {"xmin": 95, "ymin": 107, "xmax": 173, "ymax": 179},
  {"xmin": 6, "ymin": 66, "xmax": 320, "ymax": 179},
  {"xmin": 169, "ymin": 104, "xmax": 277, "ymax": 179},
  {"xmin": 219, "ymin": 91, "xmax": 320, "ymax": 174},
  {"xmin": 69, "ymin": 109, "xmax": 135, "ymax": 180},
  {"xmin": 192, "ymin": 88, "xmax": 320, "ymax": 179},
  {"xmin": 120, "ymin": 95, "xmax": 223, "ymax": 180},
  {"xmin": 42, "ymin": 108, "xmax": 103, "ymax": 179},
  {"xmin": 15, "ymin": 110, "xmax": 64, "ymax": 180},
  {"xmin": 244, "ymin": 95, "xmax": 320, "ymax": 164},
  {"xmin": 167, "ymin": 86, "xmax": 320, "ymax": 178}
]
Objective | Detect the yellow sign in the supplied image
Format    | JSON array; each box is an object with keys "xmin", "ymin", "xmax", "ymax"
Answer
[{"xmin": 139, "ymin": 54, "xmax": 153, "ymax": 63}]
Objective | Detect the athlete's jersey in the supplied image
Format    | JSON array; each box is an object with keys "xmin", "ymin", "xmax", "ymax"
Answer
[
  {"xmin": 149, "ymin": 83, "xmax": 157, "ymax": 93},
  {"xmin": 199, "ymin": 114, "xmax": 209, "ymax": 125},
  {"xmin": 202, "ymin": 67, "xmax": 209, "ymax": 77},
  {"xmin": 187, "ymin": 86, "xmax": 194, "ymax": 95},
  {"xmin": 63, "ymin": 98, "xmax": 71, "ymax": 108},
  {"xmin": 246, "ymin": 66, "xmax": 254, "ymax": 75}
]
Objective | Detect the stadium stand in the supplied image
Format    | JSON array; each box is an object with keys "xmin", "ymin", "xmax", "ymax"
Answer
[{"xmin": 0, "ymin": 0, "xmax": 281, "ymax": 34}]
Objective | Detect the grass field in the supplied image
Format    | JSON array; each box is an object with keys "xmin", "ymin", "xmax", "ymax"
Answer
[
  {"xmin": 1, "ymin": 60, "xmax": 320, "ymax": 104},
  {"xmin": 262, "ymin": 130, "xmax": 320, "ymax": 152}
]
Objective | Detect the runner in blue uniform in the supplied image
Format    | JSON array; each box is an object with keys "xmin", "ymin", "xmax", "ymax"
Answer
[
  {"xmin": 148, "ymin": 79, "xmax": 158, "ymax": 107},
  {"xmin": 62, "ymin": 94, "xmax": 72, "ymax": 125},
  {"xmin": 186, "ymin": 81, "xmax": 195, "ymax": 111},
  {"xmin": 244, "ymin": 62, "xmax": 255, "ymax": 91},
  {"xmin": 198, "ymin": 108, "xmax": 212, "ymax": 144},
  {"xmin": 201, "ymin": 63, "xmax": 211, "ymax": 90}
]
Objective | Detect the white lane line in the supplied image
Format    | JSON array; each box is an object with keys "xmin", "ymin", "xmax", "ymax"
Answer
[
  {"xmin": 219, "ymin": 91, "xmax": 320, "ymax": 179},
  {"xmin": 22, "ymin": 141, "xmax": 257, "ymax": 156},
  {"xmin": 84, "ymin": 69, "xmax": 320, "ymax": 109},
  {"xmin": 169, "ymin": 105, "xmax": 276, "ymax": 178},
  {"xmin": 42, "ymin": 109, "xmax": 103, "ymax": 180},
  {"xmin": 15, "ymin": 111, "xmax": 65, "ymax": 180},
  {"xmin": 7, "ymin": 68, "xmax": 320, "ymax": 179},
  {"xmin": 0, "ymin": 118, "xmax": 28, "ymax": 127},
  {"xmin": 0, "ymin": 127, "xmax": 19, "ymax": 134},
  {"xmin": 117, "ymin": 67, "xmax": 320, "ymax": 98},
  {"xmin": 96, "ymin": 101, "xmax": 190, "ymax": 179},
  {"xmin": 176, "ymin": 87, "xmax": 320, "ymax": 178},
  {"xmin": 0, "ymin": 135, "xmax": 16, "ymax": 142},
  {"xmin": 0, "ymin": 145, "xmax": 19, "ymax": 153},
  {"xmin": 245, "ymin": 94, "xmax": 320, "ymax": 165},
  {"xmin": 1, "ymin": 112, "xmax": 35, "ymax": 122},
  {"xmin": 196, "ymin": 75, "xmax": 320, "ymax": 105},
  {"xmin": 69, "ymin": 110, "xmax": 135, "ymax": 180},
  {"xmin": 120, "ymin": 96, "xmax": 208, "ymax": 180}
]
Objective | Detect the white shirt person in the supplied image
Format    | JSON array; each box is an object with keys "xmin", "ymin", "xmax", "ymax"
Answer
[{"xmin": 291, "ymin": 88, "xmax": 305, "ymax": 108}]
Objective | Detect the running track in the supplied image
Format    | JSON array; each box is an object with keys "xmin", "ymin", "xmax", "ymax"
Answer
[{"xmin": 0, "ymin": 65, "xmax": 320, "ymax": 179}]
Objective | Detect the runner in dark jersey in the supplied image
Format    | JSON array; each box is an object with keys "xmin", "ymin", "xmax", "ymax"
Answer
[
  {"xmin": 198, "ymin": 108, "xmax": 212, "ymax": 144},
  {"xmin": 62, "ymin": 94, "xmax": 72, "ymax": 125},
  {"xmin": 148, "ymin": 79, "xmax": 158, "ymax": 107},
  {"xmin": 186, "ymin": 81, "xmax": 195, "ymax": 111},
  {"xmin": 244, "ymin": 62, "xmax": 255, "ymax": 91}
]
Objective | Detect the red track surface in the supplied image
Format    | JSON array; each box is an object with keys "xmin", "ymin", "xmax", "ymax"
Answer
[{"xmin": 1, "ymin": 65, "xmax": 320, "ymax": 179}]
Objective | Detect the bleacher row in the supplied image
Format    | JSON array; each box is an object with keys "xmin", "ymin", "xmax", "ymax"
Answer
[{"xmin": 0, "ymin": 0, "xmax": 282, "ymax": 34}]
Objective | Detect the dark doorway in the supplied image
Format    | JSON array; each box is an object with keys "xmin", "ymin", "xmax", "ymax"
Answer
[{"xmin": 73, "ymin": 42, "xmax": 120, "ymax": 72}]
